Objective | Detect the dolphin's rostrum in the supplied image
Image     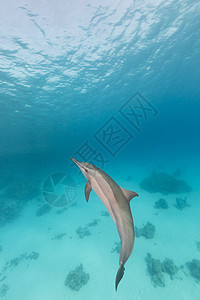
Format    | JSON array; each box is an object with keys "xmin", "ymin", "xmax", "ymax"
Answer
[{"xmin": 71, "ymin": 158, "xmax": 138, "ymax": 290}]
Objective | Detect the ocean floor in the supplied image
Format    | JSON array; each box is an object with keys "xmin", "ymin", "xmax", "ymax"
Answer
[{"xmin": 0, "ymin": 158, "xmax": 200, "ymax": 300}]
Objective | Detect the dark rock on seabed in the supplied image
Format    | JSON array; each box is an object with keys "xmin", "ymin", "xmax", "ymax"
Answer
[
  {"xmin": 65, "ymin": 264, "xmax": 90, "ymax": 291},
  {"xmin": 0, "ymin": 284, "xmax": 9, "ymax": 297},
  {"xmin": 174, "ymin": 197, "xmax": 190, "ymax": 210},
  {"xmin": 196, "ymin": 241, "xmax": 200, "ymax": 252},
  {"xmin": 145, "ymin": 253, "xmax": 179, "ymax": 287},
  {"xmin": 52, "ymin": 233, "xmax": 66, "ymax": 240},
  {"xmin": 140, "ymin": 171, "xmax": 191, "ymax": 195},
  {"xmin": 111, "ymin": 242, "xmax": 121, "ymax": 254},
  {"xmin": 36, "ymin": 204, "xmax": 52, "ymax": 217},
  {"xmin": 146, "ymin": 253, "xmax": 165, "ymax": 287},
  {"xmin": 76, "ymin": 226, "xmax": 91, "ymax": 239},
  {"xmin": 154, "ymin": 198, "xmax": 169, "ymax": 209},
  {"xmin": 136, "ymin": 222, "xmax": 155, "ymax": 239},
  {"xmin": 101, "ymin": 210, "xmax": 109, "ymax": 217},
  {"xmin": 186, "ymin": 259, "xmax": 200, "ymax": 281},
  {"xmin": 0, "ymin": 196, "xmax": 22, "ymax": 227},
  {"xmin": 162, "ymin": 258, "xmax": 179, "ymax": 279}
]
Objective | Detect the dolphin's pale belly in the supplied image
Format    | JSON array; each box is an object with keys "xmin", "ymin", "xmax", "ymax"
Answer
[{"xmin": 91, "ymin": 177, "xmax": 117, "ymax": 223}]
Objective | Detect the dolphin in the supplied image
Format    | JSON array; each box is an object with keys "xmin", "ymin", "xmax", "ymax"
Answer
[{"xmin": 71, "ymin": 157, "xmax": 138, "ymax": 290}]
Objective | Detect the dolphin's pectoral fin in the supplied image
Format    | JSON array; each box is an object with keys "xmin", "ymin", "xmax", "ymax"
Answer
[
  {"xmin": 85, "ymin": 181, "xmax": 92, "ymax": 202},
  {"xmin": 115, "ymin": 264, "xmax": 125, "ymax": 291},
  {"xmin": 120, "ymin": 187, "xmax": 139, "ymax": 202}
]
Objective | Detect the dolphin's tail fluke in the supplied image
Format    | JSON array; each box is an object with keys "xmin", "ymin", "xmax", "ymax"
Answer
[{"xmin": 115, "ymin": 264, "xmax": 125, "ymax": 291}]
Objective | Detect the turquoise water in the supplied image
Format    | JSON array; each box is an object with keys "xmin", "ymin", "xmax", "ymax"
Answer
[{"xmin": 0, "ymin": 1, "xmax": 200, "ymax": 299}]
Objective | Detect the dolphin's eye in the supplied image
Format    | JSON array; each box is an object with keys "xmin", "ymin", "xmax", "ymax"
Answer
[{"xmin": 85, "ymin": 169, "xmax": 88, "ymax": 173}]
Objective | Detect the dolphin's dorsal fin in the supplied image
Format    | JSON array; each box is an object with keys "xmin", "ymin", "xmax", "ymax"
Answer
[
  {"xmin": 120, "ymin": 187, "xmax": 138, "ymax": 202},
  {"xmin": 85, "ymin": 181, "xmax": 92, "ymax": 202}
]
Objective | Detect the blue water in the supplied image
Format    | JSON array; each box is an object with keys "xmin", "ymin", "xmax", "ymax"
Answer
[{"xmin": 0, "ymin": 1, "xmax": 200, "ymax": 299}]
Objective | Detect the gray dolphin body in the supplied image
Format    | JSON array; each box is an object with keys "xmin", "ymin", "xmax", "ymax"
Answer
[{"xmin": 71, "ymin": 158, "xmax": 138, "ymax": 290}]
